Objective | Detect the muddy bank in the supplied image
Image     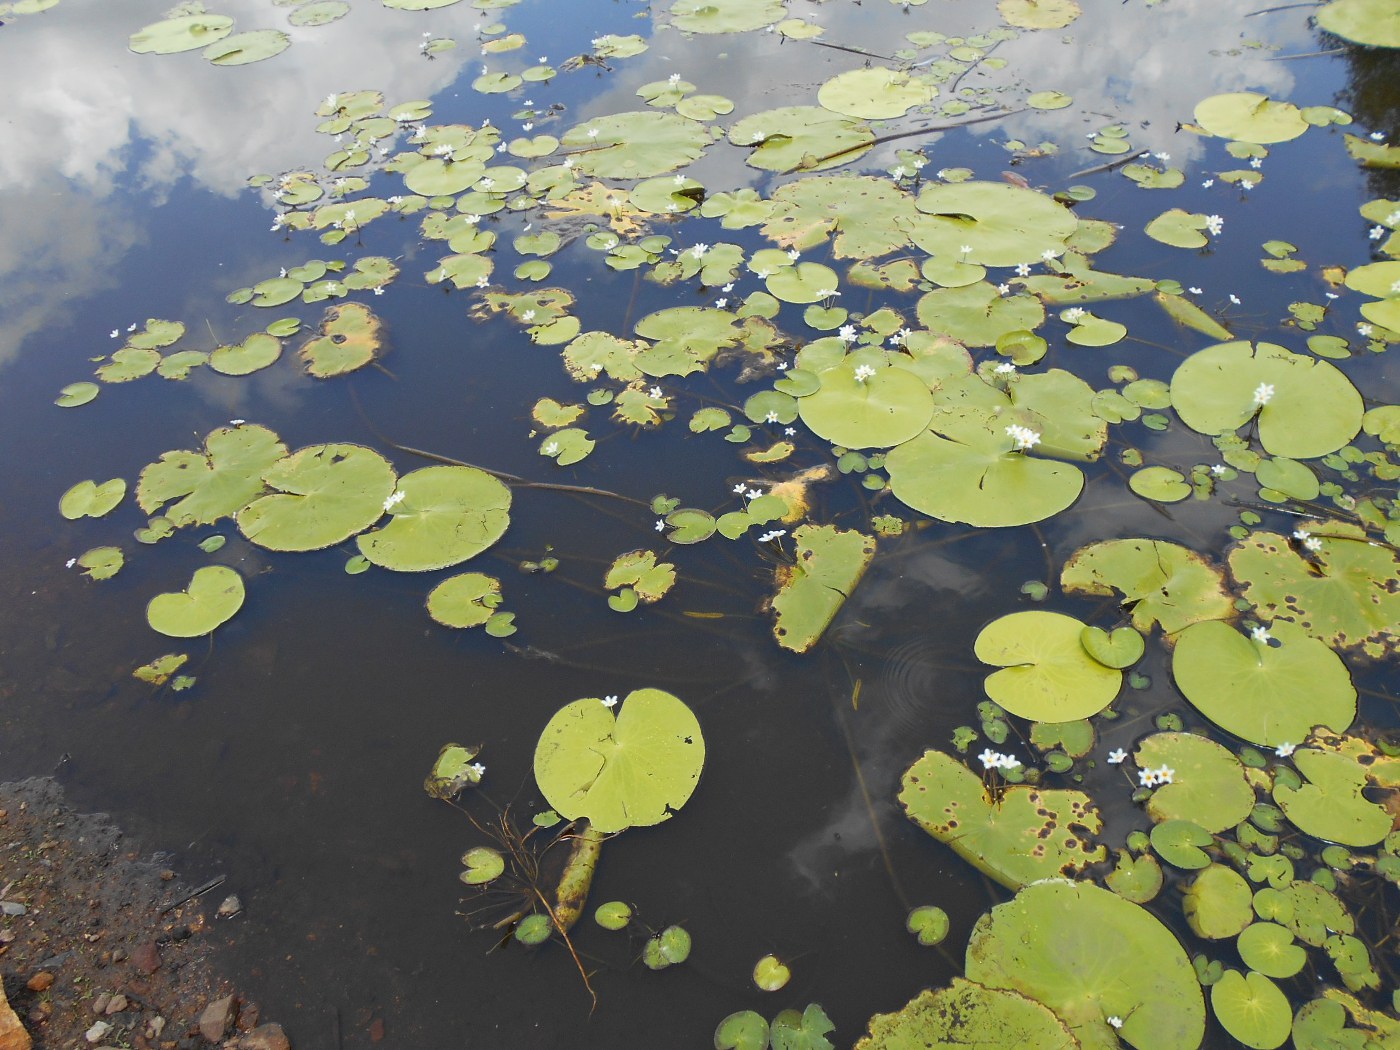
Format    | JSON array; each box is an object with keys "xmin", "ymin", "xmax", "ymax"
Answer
[{"xmin": 0, "ymin": 778, "xmax": 289, "ymax": 1050}]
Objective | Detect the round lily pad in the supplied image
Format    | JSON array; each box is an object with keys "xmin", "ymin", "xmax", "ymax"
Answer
[
  {"xmin": 728, "ymin": 107, "xmax": 875, "ymax": 173},
  {"xmin": 670, "ymin": 0, "xmax": 784, "ymax": 32},
  {"xmin": 593, "ymin": 901, "xmax": 632, "ymax": 931},
  {"xmin": 237, "ymin": 444, "xmax": 394, "ymax": 553},
  {"xmin": 426, "ymin": 573, "xmax": 503, "ymax": 628},
  {"xmin": 1170, "ymin": 619, "xmax": 1356, "ymax": 747},
  {"xmin": 459, "ymin": 846, "xmax": 505, "ymax": 885},
  {"xmin": 561, "ymin": 111, "xmax": 710, "ymax": 178},
  {"xmin": 76, "ymin": 546, "xmax": 124, "ymax": 581},
  {"xmin": 514, "ymin": 914, "xmax": 551, "ymax": 945},
  {"xmin": 146, "ymin": 565, "xmax": 245, "ymax": 638},
  {"xmin": 356, "ymin": 466, "xmax": 511, "ymax": 572},
  {"xmin": 55, "ymin": 382, "xmax": 99, "ymax": 407},
  {"xmin": 203, "ymin": 29, "xmax": 290, "ymax": 65},
  {"xmin": 1210, "ymin": 970, "xmax": 1292, "ymax": 1049},
  {"xmin": 905, "ymin": 905, "xmax": 949, "ymax": 946},
  {"xmin": 1079, "ymin": 625, "xmax": 1144, "ymax": 669},
  {"xmin": 60, "ymin": 478, "xmax": 126, "ymax": 520},
  {"xmin": 855, "ymin": 979, "xmax": 1077, "ymax": 1050},
  {"xmin": 1195, "ymin": 92, "xmax": 1308, "ymax": 144},
  {"xmin": 1170, "ymin": 341, "xmax": 1362, "ymax": 459},
  {"xmin": 965, "ymin": 880, "xmax": 1205, "ymax": 1050},
  {"xmin": 532, "ymin": 688, "xmax": 704, "ymax": 834},
  {"xmin": 999, "ymin": 0, "xmax": 1081, "ymax": 28},
  {"xmin": 288, "ymin": 0, "xmax": 349, "ymax": 25},
  {"xmin": 1316, "ymin": 0, "xmax": 1400, "ymax": 47},
  {"xmin": 1135, "ymin": 732, "xmax": 1254, "ymax": 833},
  {"xmin": 299, "ymin": 302, "xmax": 383, "ymax": 378},
  {"xmin": 209, "ymin": 333, "xmax": 281, "ymax": 376},
  {"xmin": 975, "ymin": 611, "xmax": 1121, "ymax": 721},
  {"xmin": 1274, "ymin": 745, "xmax": 1393, "ymax": 847},
  {"xmin": 752, "ymin": 954, "xmax": 790, "ymax": 991},
  {"xmin": 797, "ymin": 358, "xmax": 935, "ymax": 449},
  {"xmin": 817, "ymin": 67, "xmax": 935, "ymax": 120},
  {"xmin": 137, "ymin": 425, "xmax": 288, "ymax": 528},
  {"xmin": 715, "ymin": 1011, "xmax": 769, "ymax": 1050},
  {"xmin": 912, "ymin": 182, "xmax": 1077, "ymax": 267},
  {"xmin": 1236, "ymin": 923, "xmax": 1306, "ymax": 979},
  {"xmin": 129, "ymin": 13, "xmax": 233, "ymax": 54},
  {"xmin": 1061, "ymin": 538, "xmax": 1233, "ymax": 635},
  {"xmin": 1151, "ymin": 818, "xmax": 1215, "ymax": 870},
  {"xmin": 1184, "ymin": 863, "xmax": 1255, "ymax": 939}
]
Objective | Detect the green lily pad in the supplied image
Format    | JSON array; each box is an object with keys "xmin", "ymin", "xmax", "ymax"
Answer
[
  {"xmin": 912, "ymin": 182, "xmax": 1077, "ymax": 267},
  {"xmin": 1061, "ymin": 538, "xmax": 1233, "ymax": 635},
  {"xmin": 423, "ymin": 742, "xmax": 482, "ymax": 799},
  {"xmin": 817, "ymin": 67, "xmax": 936, "ymax": 120},
  {"xmin": 299, "ymin": 302, "xmax": 383, "ymax": 378},
  {"xmin": 999, "ymin": 0, "xmax": 1080, "ymax": 28},
  {"xmin": 1195, "ymin": 92, "xmax": 1309, "ymax": 144},
  {"xmin": 1211, "ymin": 970, "xmax": 1292, "ymax": 1049},
  {"xmin": 1316, "ymin": 0, "xmax": 1400, "ymax": 47},
  {"xmin": 729, "ymin": 107, "xmax": 875, "ymax": 173},
  {"xmin": 60, "ymin": 478, "xmax": 126, "ymax": 520},
  {"xmin": 769, "ymin": 524, "xmax": 876, "ymax": 653},
  {"xmin": 796, "ymin": 357, "xmax": 934, "ymax": 449},
  {"xmin": 427, "ymin": 573, "xmax": 503, "ymax": 628},
  {"xmin": 965, "ymin": 880, "xmax": 1205, "ymax": 1050},
  {"xmin": 855, "ymin": 979, "xmax": 1078, "ymax": 1050},
  {"xmin": 96, "ymin": 347, "xmax": 161, "ymax": 382},
  {"xmin": 593, "ymin": 901, "xmax": 632, "ymax": 931},
  {"xmin": 1274, "ymin": 745, "xmax": 1393, "ymax": 847},
  {"xmin": 905, "ymin": 906, "xmax": 949, "ymax": 946},
  {"xmin": 1185, "ymin": 864, "xmax": 1255, "ymax": 939},
  {"xmin": 766, "ymin": 262, "xmax": 841, "ymax": 305},
  {"xmin": 238, "ymin": 444, "xmax": 394, "ymax": 552},
  {"xmin": 1135, "ymin": 732, "xmax": 1254, "ymax": 832},
  {"xmin": 137, "ymin": 425, "xmax": 288, "ymax": 527},
  {"xmin": 532, "ymin": 688, "xmax": 704, "ymax": 834},
  {"xmin": 132, "ymin": 652, "xmax": 189, "ymax": 685},
  {"xmin": 1151, "ymin": 818, "xmax": 1215, "ymax": 869},
  {"xmin": 1237, "ymin": 923, "xmax": 1306, "ymax": 979},
  {"xmin": 561, "ymin": 112, "xmax": 710, "ymax": 178},
  {"xmin": 1079, "ymin": 625, "xmax": 1144, "ymax": 668},
  {"xmin": 288, "ymin": 0, "xmax": 349, "ymax": 25},
  {"xmin": 1170, "ymin": 341, "xmax": 1363, "ymax": 459},
  {"xmin": 75, "ymin": 546, "xmax": 124, "ymax": 580},
  {"xmin": 1170, "ymin": 619, "xmax": 1356, "ymax": 747},
  {"xmin": 1145, "ymin": 208, "xmax": 1211, "ymax": 249},
  {"xmin": 460, "ymin": 846, "xmax": 505, "ymax": 885},
  {"xmin": 670, "ymin": 0, "xmax": 784, "ymax": 32},
  {"xmin": 1129, "ymin": 466, "xmax": 1190, "ymax": 503},
  {"xmin": 1104, "ymin": 848, "xmax": 1163, "ymax": 903},
  {"xmin": 356, "ymin": 465, "xmax": 511, "ymax": 572},
  {"xmin": 55, "ymin": 382, "xmax": 100, "ymax": 407},
  {"xmin": 605, "ymin": 550, "xmax": 675, "ymax": 604},
  {"xmin": 634, "ymin": 307, "xmax": 741, "ymax": 377},
  {"xmin": 900, "ymin": 749, "xmax": 1105, "ymax": 889},
  {"xmin": 209, "ymin": 333, "xmax": 281, "ymax": 376},
  {"xmin": 203, "ymin": 29, "xmax": 290, "ymax": 65},
  {"xmin": 129, "ymin": 13, "xmax": 234, "ymax": 54},
  {"xmin": 975, "ymin": 611, "xmax": 1121, "ymax": 721},
  {"xmin": 146, "ymin": 565, "xmax": 245, "ymax": 638},
  {"xmin": 514, "ymin": 914, "xmax": 551, "ymax": 945},
  {"xmin": 753, "ymin": 954, "xmax": 791, "ymax": 991},
  {"xmin": 916, "ymin": 282, "xmax": 1045, "ymax": 347},
  {"xmin": 715, "ymin": 1011, "xmax": 769, "ymax": 1050},
  {"xmin": 1230, "ymin": 527, "xmax": 1400, "ymax": 659}
]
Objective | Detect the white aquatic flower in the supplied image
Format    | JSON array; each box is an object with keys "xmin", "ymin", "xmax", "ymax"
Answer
[
  {"xmin": 1358, "ymin": 323, "xmax": 1373, "ymax": 337},
  {"xmin": 1139, "ymin": 767, "xmax": 1158, "ymax": 787},
  {"xmin": 1251, "ymin": 624, "xmax": 1272, "ymax": 643},
  {"xmin": 1229, "ymin": 293, "xmax": 1241, "ymax": 304},
  {"xmin": 229, "ymin": 419, "xmax": 245, "ymax": 426},
  {"xmin": 325, "ymin": 93, "xmax": 338, "ymax": 109},
  {"xmin": 978, "ymin": 749, "xmax": 1000, "ymax": 770},
  {"xmin": 751, "ymin": 131, "xmax": 766, "ymax": 143},
  {"xmin": 746, "ymin": 488, "xmax": 761, "ymax": 500},
  {"xmin": 464, "ymin": 213, "xmax": 481, "ymax": 224},
  {"xmin": 853, "ymin": 364, "xmax": 877, "ymax": 383},
  {"xmin": 1205, "ymin": 214, "xmax": 1223, "ymax": 235},
  {"xmin": 1202, "ymin": 179, "xmax": 1214, "ymax": 188},
  {"xmin": 1387, "ymin": 210, "xmax": 1400, "ymax": 225},
  {"xmin": 959, "ymin": 244, "xmax": 973, "ymax": 254},
  {"xmin": 1275, "ymin": 742, "xmax": 1296, "ymax": 758},
  {"xmin": 786, "ymin": 249, "xmax": 800, "ymax": 261},
  {"xmin": 994, "ymin": 363, "xmax": 1016, "ymax": 375},
  {"xmin": 891, "ymin": 165, "xmax": 906, "ymax": 178},
  {"xmin": 668, "ymin": 72, "xmax": 681, "ymax": 85},
  {"xmin": 714, "ymin": 298, "xmax": 728, "ymax": 308},
  {"xmin": 1154, "ymin": 152, "xmax": 1170, "ymax": 162},
  {"xmin": 733, "ymin": 483, "xmax": 747, "ymax": 495},
  {"xmin": 543, "ymin": 441, "xmax": 559, "ymax": 456},
  {"xmin": 996, "ymin": 283, "xmax": 1010, "ymax": 295},
  {"xmin": 479, "ymin": 178, "xmax": 494, "ymax": 189},
  {"xmin": 1370, "ymin": 131, "xmax": 1386, "ymax": 141},
  {"xmin": 655, "ymin": 519, "xmax": 665, "ymax": 531},
  {"xmin": 587, "ymin": 127, "xmax": 600, "ymax": 138},
  {"xmin": 757, "ymin": 529, "xmax": 787, "ymax": 543},
  {"xmin": 475, "ymin": 276, "xmax": 489, "ymax": 288},
  {"xmin": 816, "ymin": 288, "xmax": 838, "ymax": 298},
  {"xmin": 562, "ymin": 156, "xmax": 574, "ymax": 169},
  {"xmin": 1188, "ymin": 286, "xmax": 1203, "ymax": 294},
  {"xmin": 373, "ymin": 287, "xmax": 384, "ymax": 296},
  {"xmin": 784, "ymin": 427, "xmax": 796, "ymax": 436},
  {"xmin": 602, "ymin": 695, "xmax": 619, "ymax": 707},
  {"xmin": 764, "ymin": 411, "xmax": 779, "ymax": 424},
  {"xmin": 1250, "ymin": 157, "xmax": 1262, "ymax": 169},
  {"xmin": 776, "ymin": 362, "xmax": 789, "ymax": 371},
  {"xmin": 1107, "ymin": 749, "xmax": 1127, "ymax": 765},
  {"xmin": 1211, "ymin": 464, "xmax": 1227, "ymax": 477},
  {"xmin": 1005, "ymin": 424, "xmax": 1041, "ymax": 450},
  {"xmin": 522, "ymin": 310, "xmax": 536, "ymax": 322},
  {"xmin": 649, "ymin": 386, "xmax": 664, "ymax": 399},
  {"xmin": 109, "ymin": 329, "xmax": 119, "ymax": 338},
  {"xmin": 383, "ymin": 490, "xmax": 405, "ymax": 511},
  {"xmin": 690, "ymin": 243, "xmax": 709, "ymax": 259},
  {"xmin": 1253, "ymin": 382, "xmax": 1274, "ymax": 406},
  {"xmin": 1370, "ymin": 226, "xmax": 1386, "ymax": 241},
  {"xmin": 522, "ymin": 122, "xmax": 534, "ymax": 132},
  {"xmin": 1155, "ymin": 766, "xmax": 1174, "ymax": 785},
  {"xmin": 665, "ymin": 203, "xmax": 678, "ymax": 213},
  {"xmin": 1063, "ymin": 307, "xmax": 1086, "ymax": 323},
  {"xmin": 1108, "ymin": 1017, "xmax": 1123, "ymax": 1030},
  {"xmin": 838, "ymin": 325, "xmax": 858, "ymax": 344},
  {"xmin": 66, "ymin": 557, "xmax": 77, "ymax": 568},
  {"xmin": 1014, "ymin": 263, "xmax": 1031, "ymax": 277},
  {"xmin": 470, "ymin": 762, "xmax": 486, "ymax": 778},
  {"xmin": 343, "ymin": 209, "xmax": 356, "ymax": 224},
  {"xmin": 1041, "ymin": 249, "xmax": 1057, "ymax": 261}
]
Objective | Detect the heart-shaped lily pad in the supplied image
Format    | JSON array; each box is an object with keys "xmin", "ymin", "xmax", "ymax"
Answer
[
  {"xmin": 1079, "ymin": 625, "xmax": 1145, "ymax": 668},
  {"xmin": 238, "ymin": 444, "xmax": 396, "ymax": 552},
  {"xmin": 905, "ymin": 905, "xmax": 949, "ymax": 946},
  {"xmin": 356, "ymin": 465, "xmax": 511, "ymax": 572},
  {"xmin": 976, "ymin": 611, "xmax": 1121, "ymax": 721},
  {"xmin": 60, "ymin": 478, "xmax": 126, "ymax": 520},
  {"xmin": 459, "ymin": 846, "xmax": 505, "ymax": 885},
  {"xmin": 1062, "ymin": 538, "xmax": 1233, "ymax": 635},
  {"xmin": 752, "ymin": 954, "xmax": 791, "ymax": 991},
  {"xmin": 146, "ymin": 565, "xmax": 245, "ymax": 638},
  {"xmin": 1210, "ymin": 970, "xmax": 1292, "ymax": 1049}
]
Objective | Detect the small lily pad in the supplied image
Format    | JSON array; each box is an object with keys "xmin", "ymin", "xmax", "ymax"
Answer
[
  {"xmin": 905, "ymin": 905, "xmax": 949, "ymax": 946},
  {"xmin": 753, "ymin": 954, "xmax": 791, "ymax": 991},
  {"xmin": 459, "ymin": 846, "xmax": 505, "ymax": 885},
  {"xmin": 60, "ymin": 478, "xmax": 126, "ymax": 520},
  {"xmin": 976, "ymin": 611, "xmax": 1121, "ymax": 721},
  {"xmin": 146, "ymin": 565, "xmax": 245, "ymax": 638}
]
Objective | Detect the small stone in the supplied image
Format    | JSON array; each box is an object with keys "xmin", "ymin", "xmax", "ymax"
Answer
[
  {"xmin": 111, "ymin": 948, "xmax": 127, "ymax": 963},
  {"xmin": 85, "ymin": 1020, "xmax": 112, "ymax": 1044},
  {"xmin": 132, "ymin": 942, "xmax": 161, "ymax": 975},
  {"xmin": 25, "ymin": 973, "xmax": 53, "ymax": 993},
  {"xmin": 237, "ymin": 1023, "xmax": 290, "ymax": 1050},
  {"xmin": 199, "ymin": 996, "xmax": 236, "ymax": 1043},
  {"xmin": 92, "ymin": 994, "xmax": 111, "ymax": 1016},
  {"xmin": 216, "ymin": 896, "xmax": 242, "ymax": 920},
  {"xmin": 104, "ymin": 994, "xmax": 128, "ymax": 1015}
]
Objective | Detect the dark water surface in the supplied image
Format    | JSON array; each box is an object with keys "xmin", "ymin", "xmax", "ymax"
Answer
[{"xmin": 1, "ymin": 0, "xmax": 1397, "ymax": 1046}]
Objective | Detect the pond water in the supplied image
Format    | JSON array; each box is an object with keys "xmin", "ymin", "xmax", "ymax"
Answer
[{"xmin": 1, "ymin": 0, "xmax": 1398, "ymax": 1046}]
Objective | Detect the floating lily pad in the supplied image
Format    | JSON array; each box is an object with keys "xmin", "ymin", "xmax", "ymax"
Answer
[
  {"xmin": 423, "ymin": 742, "xmax": 482, "ymax": 799},
  {"xmin": 1130, "ymin": 465, "xmax": 1191, "ymax": 503},
  {"xmin": 593, "ymin": 901, "xmax": 632, "ymax": 931},
  {"xmin": 1274, "ymin": 745, "xmax": 1393, "ymax": 846},
  {"xmin": 729, "ymin": 107, "xmax": 875, "ymax": 173},
  {"xmin": 753, "ymin": 954, "xmax": 791, "ymax": 991},
  {"xmin": 912, "ymin": 182, "xmax": 1077, "ymax": 267},
  {"xmin": 1211, "ymin": 970, "xmax": 1292, "ymax": 1049},
  {"xmin": 796, "ymin": 358, "xmax": 934, "ymax": 449},
  {"xmin": 1170, "ymin": 341, "xmax": 1363, "ymax": 459},
  {"xmin": 1195, "ymin": 92, "xmax": 1309, "ymax": 144},
  {"xmin": 1151, "ymin": 818, "xmax": 1215, "ymax": 870},
  {"xmin": 856, "ymin": 979, "xmax": 1078, "ymax": 1050},
  {"xmin": 715, "ymin": 1011, "xmax": 769, "ymax": 1050},
  {"xmin": 288, "ymin": 0, "xmax": 349, "ymax": 25},
  {"xmin": 533, "ymin": 687, "xmax": 704, "ymax": 834},
  {"xmin": 60, "ymin": 478, "xmax": 126, "ymax": 520},
  {"xmin": 299, "ymin": 302, "xmax": 383, "ymax": 377},
  {"xmin": 900, "ymin": 749, "xmax": 1105, "ymax": 889},
  {"xmin": 1185, "ymin": 864, "xmax": 1255, "ymax": 939},
  {"xmin": 237, "ymin": 444, "xmax": 395, "ymax": 552},
  {"xmin": 1316, "ymin": 0, "xmax": 1400, "ymax": 47},
  {"xmin": 670, "ymin": 0, "xmax": 785, "ymax": 33},
  {"xmin": 76, "ymin": 546, "xmax": 124, "ymax": 580},
  {"xmin": 1237, "ymin": 923, "xmax": 1306, "ymax": 979},
  {"xmin": 605, "ymin": 550, "xmax": 675, "ymax": 604},
  {"xmin": 1079, "ymin": 625, "xmax": 1144, "ymax": 669},
  {"xmin": 209, "ymin": 333, "xmax": 281, "ymax": 376},
  {"xmin": 1135, "ymin": 732, "xmax": 1254, "ymax": 832},
  {"xmin": 132, "ymin": 652, "xmax": 188, "ymax": 685},
  {"xmin": 137, "ymin": 425, "xmax": 288, "ymax": 527},
  {"xmin": 917, "ymin": 282, "xmax": 1045, "ymax": 347},
  {"xmin": 817, "ymin": 67, "xmax": 935, "ymax": 120},
  {"xmin": 129, "ymin": 13, "xmax": 234, "ymax": 54},
  {"xmin": 1104, "ymin": 849, "xmax": 1163, "ymax": 903},
  {"xmin": 55, "ymin": 382, "xmax": 99, "ymax": 407},
  {"xmin": 999, "ymin": 0, "xmax": 1080, "ymax": 28},
  {"xmin": 459, "ymin": 845, "xmax": 504, "ymax": 886},
  {"xmin": 1061, "ymin": 539, "xmax": 1233, "ymax": 636},
  {"xmin": 769, "ymin": 524, "xmax": 876, "ymax": 653},
  {"xmin": 965, "ymin": 880, "xmax": 1205, "ymax": 1050},
  {"xmin": 905, "ymin": 905, "xmax": 949, "ymax": 947},
  {"xmin": 1229, "ymin": 528, "xmax": 1400, "ymax": 659},
  {"xmin": 975, "ymin": 611, "xmax": 1120, "ymax": 720},
  {"xmin": 203, "ymin": 29, "xmax": 290, "ymax": 65},
  {"xmin": 427, "ymin": 573, "xmax": 503, "ymax": 628},
  {"xmin": 96, "ymin": 347, "xmax": 161, "ymax": 383},
  {"xmin": 1170, "ymin": 619, "xmax": 1356, "ymax": 747},
  {"xmin": 356, "ymin": 465, "xmax": 511, "ymax": 572},
  {"xmin": 561, "ymin": 112, "xmax": 710, "ymax": 178},
  {"xmin": 146, "ymin": 565, "xmax": 245, "ymax": 637}
]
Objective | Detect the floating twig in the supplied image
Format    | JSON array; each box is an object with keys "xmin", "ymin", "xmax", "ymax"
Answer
[{"xmin": 1068, "ymin": 147, "xmax": 1149, "ymax": 180}]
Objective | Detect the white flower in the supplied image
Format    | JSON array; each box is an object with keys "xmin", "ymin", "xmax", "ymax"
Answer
[
  {"xmin": 853, "ymin": 364, "xmax": 877, "ymax": 383},
  {"xmin": 1154, "ymin": 152, "xmax": 1170, "ymax": 162},
  {"xmin": 1242, "ymin": 180, "xmax": 1254, "ymax": 191},
  {"xmin": 1358, "ymin": 323, "xmax": 1373, "ymax": 337},
  {"xmin": 464, "ymin": 213, "xmax": 481, "ymax": 224},
  {"xmin": 960, "ymin": 244, "xmax": 973, "ymax": 254},
  {"xmin": 1204, "ymin": 214, "xmax": 1223, "ymax": 236},
  {"xmin": 746, "ymin": 488, "xmax": 761, "ymax": 500},
  {"xmin": 1211, "ymin": 464, "xmax": 1227, "ymax": 476},
  {"xmin": 325, "ymin": 93, "xmax": 338, "ymax": 108},
  {"xmin": 1041, "ymin": 249, "xmax": 1057, "ymax": 261},
  {"xmin": 1107, "ymin": 748, "xmax": 1127, "ymax": 765},
  {"xmin": 765, "ymin": 411, "xmax": 779, "ymax": 423},
  {"xmin": 562, "ymin": 156, "xmax": 575, "ymax": 170},
  {"xmin": 1155, "ymin": 766, "xmax": 1175, "ymax": 785},
  {"xmin": 784, "ymin": 427, "xmax": 796, "ymax": 436},
  {"xmin": 690, "ymin": 243, "xmax": 709, "ymax": 259},
  {"xmin": 373, "ymin": 287, "xmax": 385, "ymax": 296},
  {"xmin": 1303, "ymin": 535, "xmax": 1322, "ymax": 552},
  {"xmin": 587, "ymin": 127, "xmax": 599, "ymax": 138},
  {"xmin": 978, "ymin": 749, "xmax": 1000, "ymax": 770},
  {"xmin": 1139, "ymin": 767, "xmax": 1158, "ymax": 787},
  {"xmin": 722, "ymin": 283, "xmax": 734, "ymax": 292},
  {"xmin": 786, "ymin": 249, "xmax": 800, "ymax": 261},
  {"xmin": 751, "ymin": 131, "xmax": 766, "ymax": 142},
  {"xmin": 996, "ymin": 283, "xmax": 1010, "ymax": 295},
  {"xmin": 1108, "ymin": 1017, "xmax": 1123, "ymax": 1029},
  {"xmin": 602, "ymin": 695, "xmax": 619, "ymax": 707},
  {"xmin": 655, "ymin": 519, "xmax": 665, "ymax": 531},
  {"xmin": 475, "ymin": 276, "xmax": 489, "ymax": 288},
  {"xmin": 1063, "ymin": 307, "xmax": 1086, "ymax": 323},
  {"xmin": 1251, "ymin": 625, "xmax": 1272, "ymax": 643},
  {"xmin": 816, "ymin": 288, "xmax": 838, "ymax": 299},
  {"xmin": 127, "ymin": 323, "xmax": 137, "ymax": 332},
  {"xmin": 479, "ymin": 178, "xmax": 494, "ymax": 189},
  {"xmin": 668, "ymin": 72, "xmax": 681, "ymax": 85},
  {"xmin": 522, "ymin": 122, "xmax": 534, "ymax": 132},
  {"xmin": 776, "ymin": 362, "xmax": 788, "ymax": 371},
  {"xmin": 838, "ymin": 324, "xmax": 858, "ymax": 344},
  {"xmin": 383, "ymin": 490, "xmax": 405, "ymax": 511},
  {"xmin": 714, "ymin": 298, "xmax": 728, "ymax": 308},
  {"xmin": 1369, "ymin": 226, "xmax": 1385, "ymax": 241},
  {"xmin": 1370, "ymin": 131, "xmax": 1386, "ymax": 142},
  {"xmin": 994, "ymin": 363, "xmax": 1016, "ymax": 375},
  {"xmin": 343, "ymin": 209, "xmax": 356, "ymax": 225},
  {"xmin": 1229, "ymin": 294, "xmax": 1241, "ymax": 305},
  {"xmin": 1253, "ymin": 382, "xmax": 1274, "ymax": 406},
  {"xmin": 109, "ymin": 329, "xmax": 119, "ymax": 338},
  {"xmin": 522, "ymin": 310, "xmax": 536, "ymax": 322},
  {"xmin": 230, "ymin": 419, "xmax": 246, "ymax": 426},
  {"xmin": 666, "ymin": 203, "xmax": 678, "ymax": 213},
  {"xmin": 1275, "ymin": 742, "xmax": 1296, "ymax": 757},
  {"xmin": 758, "ymin": 529, "xmax": 787, "ymax": 542},
  {"xmin": 1188, "ymin": 286, "xmax": 1203, "ymax": 295},
  {"xmin": 469, "ymin": 762, "xmax": 486, "ymax": 777},
  {"xmin": 1202, "ymin": 179, "xmax": 1214, "ymax": 188},
  {"xmin": 733, "ymin": 483, "xmax": 748, "ymax": 495},
  {"xmin": 649, "ymin": 386, "xmax": 664, "ymax": 399},
  {"xmin": 755, "ymin": 268, "xmax": 773, "ymax": 279},
  {"xmin": 891, "ymin": 165, "xmax": 906, "ymax": 179},
  {"xmin": 1250, "ymin": 157, "xmax": 1262, "ymax": 169},
  {"xmin": 1005, "ymin": 424, "xmax": 1041, "ymax": 450},
  {"xmin": 1015, "ymin": 263, "xmax": 1031, "ymax": 277},
  {"xmin": 1387, "ymin": 209, "xmax": 1400, "ymax": 224},
  {"xmin": 543, "ymin": 441, "xmax": 559, "ymax": 456},
  {"xmin": 65, "ymin": 557, "xmax": 77, "ymax": 568}
]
